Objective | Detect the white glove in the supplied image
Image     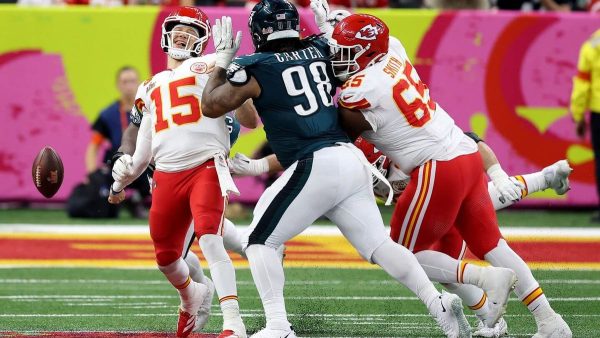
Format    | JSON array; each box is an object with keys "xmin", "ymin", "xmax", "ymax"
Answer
[
  {"xmin": 112, "ymin": 154, "xmax": 134, "ymax": 182},
  {"xmin": 310, "ymin": 0, "xmax": 332, "ymax": 35},
  {"xmin": 228, "ymin": 153, "xmax": 269, "ymax": 176},
  {"xmin": 488, "ymin": 164, "xmax": 524, "ymax": 202},
  {"xmin": 213, "ymin": 16, "xmax": 242, "ymax": 69},
  {"xmin": 326, "ymin": 9, "xmax": 351, "ymax": 27}
]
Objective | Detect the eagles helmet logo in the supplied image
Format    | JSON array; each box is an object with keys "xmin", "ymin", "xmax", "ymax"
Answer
[{"xmin": 355, "ymin": 24, "xmax": 381, "ymax": 41}]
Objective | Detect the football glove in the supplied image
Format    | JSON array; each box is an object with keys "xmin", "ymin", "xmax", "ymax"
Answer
[
  {"xmin": 112, "ymin": 154, "xmax": 134, "ymax": 183},
  {"xmin": 228, "ymin": 153, "xmax": 269, "ymax": 176},
  {"xmin": 488, "ymin": 164, "xmax": 524, "ymax": 202},
  {"xmin": 213, "ymin": 16, "xmax": 242, "ymax": 69},
  {"xmin": 310, "ymin": 0, "xmax": 332, "ymax": 35}
]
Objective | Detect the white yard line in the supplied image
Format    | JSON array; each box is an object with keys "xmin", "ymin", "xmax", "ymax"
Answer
[
  {"xmin": 2, "ymin": 295, "xmax": 599, "ymax": 302},
  {"xmin": 2, "ymin": 224, "xmax": 600, "ymax": 237},
  {"xmin": 0, "ymin": 313, "xmax": 598, "ymax": 318},
  {"xmin": 1, "ymin": 278, "xmax": 599, "ymax": 285}
]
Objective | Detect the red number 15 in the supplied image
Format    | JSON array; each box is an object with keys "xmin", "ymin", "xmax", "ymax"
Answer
[{"xmin": 150, "ymin": 76, "xmax": 202, "ymax": 132}]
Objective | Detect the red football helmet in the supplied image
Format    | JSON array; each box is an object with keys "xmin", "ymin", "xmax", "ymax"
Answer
[
  {"xmin": 354, "ymin": 136, "xmax": 390, "ymax": 182},
  {"xmin": 329, "ymin": 14, "xmax": 389, "ymax": 80},
  {"xmin": 161, "ymin": 7, "xmax": 211, "ymax": 60}
]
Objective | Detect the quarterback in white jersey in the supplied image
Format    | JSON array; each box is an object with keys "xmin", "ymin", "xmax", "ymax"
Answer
[
  {"xmin": 328, "ymin": 12, "xmax": 571, "ymax": 338},
  {"xmin": 108, "ymin": 7, "xmax": 246, "ymax": 338}
]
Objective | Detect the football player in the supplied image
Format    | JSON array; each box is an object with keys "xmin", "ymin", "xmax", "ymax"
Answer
[
  {"xmin": 200, "ymin": 1, "xmax": 472, "ymax": 337},
  {"xmin": 108, "ymin": 7, "xmax": 246, "ymax": 338},
  {"xmin": 322, "ymin": 11, "xmax": 571, "ymax": 338}
]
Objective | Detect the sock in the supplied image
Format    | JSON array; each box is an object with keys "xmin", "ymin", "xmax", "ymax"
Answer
[
  {"xmin": 222, "ymin": 219, "xmax": 244, "ymax": 256},
  {"xmin": 514, "ymin": 172, "xmax": 547, "ymax": 197},
  {"xmin": 158, "ymin": 258, "xmax": 196, "ymax": 312},
  {"xmin": 184, "ymin": 250, "xmax": 207, "ymax": 284},
  {"xmin": 484, "ymin": 239, "xmax": 555, "ymax": 324},
  {"xmin": 199, "ymin": 234, "xmax": 241, "ymax": 327},
  {"xmin": 372, "ymin": 239, "xmax": 440, "ymax": 313},
  {"xmin": 415, "ymin": 250, "xmax": 486, "ymax": 288},
  {"xmin": 443, "ymin": 283, "xmax": 490, "ymax": 319},
  {"xmin": 246, "ymin": 244, "xmax": 291, "ymax": 330}
]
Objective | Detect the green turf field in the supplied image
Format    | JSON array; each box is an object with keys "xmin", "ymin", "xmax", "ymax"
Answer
[
  {"xmin": 1, "ymin": 267, "xmax": 598, "ymax": 337},
  {"xmin": 1, "ymin": 207, "xmax": 597, "ymax": 227}
]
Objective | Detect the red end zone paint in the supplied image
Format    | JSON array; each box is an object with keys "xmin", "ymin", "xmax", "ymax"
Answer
[
  {"xmin": 1, "ymin": 232, "xmax": 599, "ymax": 268},
  {"xmin": 0, "ymin": 332, "xmax": 219, "ymax": 337}
]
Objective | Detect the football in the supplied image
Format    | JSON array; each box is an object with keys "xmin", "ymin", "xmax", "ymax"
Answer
[{"xmin": 32, "ymin": 146, "xmax": 64, "ymax": 198}]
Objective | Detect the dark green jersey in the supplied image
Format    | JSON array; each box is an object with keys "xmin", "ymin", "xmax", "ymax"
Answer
[{"xmin": 227, "ymin": 37, "xmax": 349, "ymax": 168}]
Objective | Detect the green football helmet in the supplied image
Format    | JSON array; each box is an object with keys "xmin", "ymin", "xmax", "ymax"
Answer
[{"xmin": 249, "ymin": 0, "xmax": 300, "ymax": 51}]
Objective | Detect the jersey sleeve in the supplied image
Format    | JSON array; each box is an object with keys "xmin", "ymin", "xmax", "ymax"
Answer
[
  {"xmin": 338, "ymin": 74, "xmax": 383, "ymax": 131},
  {"xmin": 227, "ymin": 55, "xmax": 259, "ymax": 86},
  {"xmin": 130, "ymin": 82, "xmax": 149, "ymax": 128}
]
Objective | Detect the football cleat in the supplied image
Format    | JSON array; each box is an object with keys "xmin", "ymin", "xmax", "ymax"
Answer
[
  {"xmin": 542, "ymin": 160, "xmax": 572, "ymax": 195},
  {"xmin": 431, "ymin": 291, "xmax": 472, "ymax": 338},
  {"xmin": 219, "ymin": 328, "xmax": 247, "ymax": 338},
  {"xmin": 194, "ymin": 277, "xmax": 215, "ymax": 332},
  {"xmin": 532, "ymin": 313, "xmax": 572, "ymax": 338},
  {"xmin": 478, "ymin": 267, "xmax": 517, "ymax": 327},
  {"xmin": 177, "ymin": 281, "xmax": 209, "ymax": 337},
  {"xmin": 223, "ymin": 318, "xmax": 247, "ymax": 338},
  {"xmin": 250, "ymin": 326, "xmax": 297, "ymax": 338},
  {"xmin": 473, "ymin": 317, "xmax": 508, "ymax": 337}
]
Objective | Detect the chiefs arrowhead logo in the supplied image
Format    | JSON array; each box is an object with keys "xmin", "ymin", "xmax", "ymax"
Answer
[{"xmin": 355, "ymin": 24, "xmax": 381, "ymax": 41}]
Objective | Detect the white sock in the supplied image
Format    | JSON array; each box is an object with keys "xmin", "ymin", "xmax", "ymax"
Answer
[
  {"xmin": 514, "ymin": 172, "xmax": 547, "ymax": 197},
  {"xmin": 372, "ymin": 240, "xmax": 440, "ymax": 313},
  {"xmin": 184, "ymin": 250, "xmax": 207, "ymax": 284},
  {"xmin": 246, "ymin": 244, "xmax": 291, "ymax": 330},
  {"xmin": 415, "ymin": 250, "xmax": 486, "ymax": 287},
  {"xmin": 199, "ymin": 234, "xmax": 241, "ymax": 327},
  {"xmin": 484, "ymin": 239, "xmax": 555, "ymax": 324},
  {"xmin": 158, "ymin": 258, "xmax": 196, "ymax": 310},
  {"xmin": 222, "ymin": 218, "xmax": 244, "ymax": 256},
  {"xmin": 444, "ymin": 283, "xmax": 490, "ymax": 318}
]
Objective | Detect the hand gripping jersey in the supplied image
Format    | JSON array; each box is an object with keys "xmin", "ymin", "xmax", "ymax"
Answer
[
  {"xmin": 339, "ymin": 37, "xmax": 477, "ymax": 175},
  {"xmin": 131, "ymin": 54, "xmax": 230, "ymax": 172},
  {"xmin": 226, "ymin": 37, "xmax": 349, "ymax": 168}
]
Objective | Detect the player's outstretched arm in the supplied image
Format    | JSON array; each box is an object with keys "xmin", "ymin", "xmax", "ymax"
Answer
[
  {"xmin": 229, "ymin": 153, "xmax": 283, "ymax": 176},
  {"xmin": 235, "ymin": 99, "xmax": 260, "ymax": 129}
]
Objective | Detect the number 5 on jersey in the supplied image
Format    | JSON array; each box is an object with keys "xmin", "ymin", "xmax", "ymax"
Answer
[{"xmin": 151, "ymin": 76, "xmax": 202, "ymax": 132}]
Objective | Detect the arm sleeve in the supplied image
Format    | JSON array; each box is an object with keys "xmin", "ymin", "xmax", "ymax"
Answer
[
  {"xmin": 338, "ymin": 77, "xmax": 381, "ymax": 131},
  {"xmin": 129, "ymin": 114, "xmax": 152, "ymax": 180},
  {"xmin": 570, "ymin": 41, "xmax": 592, "ymax": 122},
  {"xmin": 130, "ymin": 83, "xmax": 147, "ymax": 127}
]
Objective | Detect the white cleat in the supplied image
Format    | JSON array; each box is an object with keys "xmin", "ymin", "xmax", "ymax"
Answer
[
  {"xmin": 250, "ymin": 326, "xmax": 297, "ymax": 338},
  {"xmin": 473, "ymin": 317, "xmax": 508, "ymax": 337},
  {"xmin": 194, "ymin": 277, "xmax": 215, "ymax": 332},
  {"xmin": 431, "ymin": 291, "xmax": 472, "ymax": 338},
  {"xmin": 222, "ymin": 318, "xmax": 247, "ymax": 338},
  {"xmin": 542, "ymin": 160, "xmax": 572, "ymax": 195},
  {"xmin": 532, "ymin": 313, "xmax": 572, "ymax": 338},
  {"xmin": 479, "ymin": 267, "xmax": 517, "ymax": 327}
]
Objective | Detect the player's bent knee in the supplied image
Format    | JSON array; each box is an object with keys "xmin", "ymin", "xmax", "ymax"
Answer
[
  {"xmin": 471, "ymin": 235, "xmax": 504, "ymax": 260},
  {"xmin": 199, "ymin": 234, "xmax": 230, "ymax": 263},
  {"xmin": 155, "ymin": 250, "xmax": 181, "ymax": 267}
]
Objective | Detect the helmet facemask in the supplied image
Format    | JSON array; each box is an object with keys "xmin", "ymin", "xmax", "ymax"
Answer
[
  {"xmin": 328, "ymin": 39, "xmax": 369, "ymax": 81},
  {"xmin": 161, "ymin": 18, "xmax": 210, "ymax": 60}
]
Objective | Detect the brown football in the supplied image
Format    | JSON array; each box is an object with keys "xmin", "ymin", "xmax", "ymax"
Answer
[{"xmin": 32, "ymin": 146, "xmax": 64, "ymax": 198}]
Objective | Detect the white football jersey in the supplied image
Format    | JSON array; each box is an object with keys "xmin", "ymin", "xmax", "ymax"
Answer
[
  {"xmin": 132, "ymin": 54, "xmax": 230, "ymax": 172},
  {"xmin": 339, "ymin": 37, "xmax": 477, "ymax": 175}
]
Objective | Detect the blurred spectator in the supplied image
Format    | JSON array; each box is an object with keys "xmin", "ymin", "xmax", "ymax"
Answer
[
  {"xmin": 425, "ymin": 0, "xmax": 489, "ymax": 9},
  {"xmin": 570, "ymin": 29, "xmax": 600, "ymax": 222},
  {"xmin": 73, "ymin": 66, "xmax": 150, "ymax": 218},
  {"xmin": 291, "ymin": 0, "xmax": 388, "ymax": 8},
  {"xmin": 86, "ymin": 66, "xmax": 139, "ymax": 173},
  {"xmin": 495, "ymin": 0, "xmax": 582, "ymax": 11}
]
